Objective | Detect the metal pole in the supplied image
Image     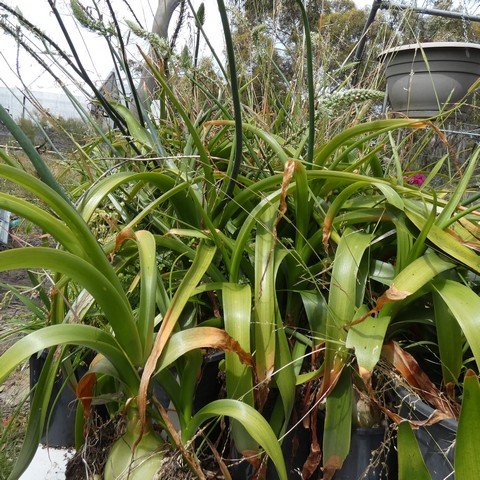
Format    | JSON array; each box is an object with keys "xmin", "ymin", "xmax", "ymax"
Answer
[
  {"xmin": 353, "ymin": 0, "xmax": 383, "ymax": 64},
  {"xmin": 379, "ymin": 1, "xmax": 480, "ymax": 24},
  {"xmin": 21, "ymin": 93, "xmax": 26, "ymax": 120}
]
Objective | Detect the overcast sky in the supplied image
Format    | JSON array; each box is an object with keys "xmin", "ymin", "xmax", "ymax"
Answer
[{"xmin": 0, "ymin": 0, "xmax": 377, "ymax": 94}]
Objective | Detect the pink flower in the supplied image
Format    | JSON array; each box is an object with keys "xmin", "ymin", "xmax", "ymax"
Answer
[{"xmin": 406, "ymin": 173, "xmax": 426, "ymax": 186}]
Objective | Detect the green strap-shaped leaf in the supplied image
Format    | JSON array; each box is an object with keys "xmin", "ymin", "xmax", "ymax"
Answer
[
  {"xmin": 0, "ymin": 103, "xmax": 69, "ymax": 201},
  {"xmin": 323, "ymin": 366, "xmax": 353, "ymax": 476},
  {"xmin": 204, "ymin": 119, "xmax": 289, "ymax": 165},
  {"xmin": 185, "ymin": 399, "xmax": 287, "ymax": 480},
  {"xmin": 221, "ymin": 168, "xmax": 403, "ymax": 231},
  {"xmin": 79, "ymin": 171, "xmax": 200, "ymax": 229},
  {"xmin": 138, "ymin": 243, "xmax": 217, "ymax": 423},
  {"xmin": 406, "ymin": 206, "xmax": 480, "ymax": 273},
  {"xmin": 0, "ymin": 324, "xmax": 138, "ymax": 389},
  {"xmin": 392, "ymin": 214, "xmax": 413, "ymax": 273},
  {"xmin": 325, "ymin": 182, "xmax": 403, "ymax": 229},
  {"xmin": 455, "ymin": 371, "xmax": 480, "ymax": 479},
  {"xmin": 293, "ymin": 160, "xmax": 310, "ymax": 251},
  {"xmin": 433, "ymin": 279, "xmax": 480, "ymax": 372},
  {"xmin": 0, "ymin": 281, "xmax": 46, "ymax": 320},
  {"xmin": 112, "ymin": 102, "xmax": 154, "ymax": 148},
  {"xmin": 324, "ymin": 229, "xmax": 372, "ymax": 376},
  {"xmin": 0, "ymin": 192, "xmax": 82, "ymax": 257},
  {"xmin": 155, "ymin": 243, "xmax": 216, "ymax": 344},
  {"xmin": 230, "ymin": 189, "xmax": 284, "ymax": 283},
  {"xmin": 0, "ymin": 165, "xmax": 124, "ymax": 294},
  {"xmin": 0, "ymin": 146, "xmax": 23, "ymax": 168},
  {"xmin": 436, "ymin": 147, "xmax": 480, "ymax": 228},
  {"xmin": 321, "ymin": 231, "xmax": 372, "ymax": 477},
  {"xmin": 222, "ymin": 284, "xmax": 254, "ymax": 405},
  {"xmin": 323, "ymin": 182, "xmax": 370, "ymax": 244},
  {"xmin": 135, "ymin": 230, "xmax": 158, "ymax": 360},
  {"xmin": 177, "ymin": 350, "xmax": 203, "ymax": 433},
  {"xmin": 398, "ymin": 422, "xmax": 432, "ymax": 480},
  {"xmin": 254, "ymin": 202, "xmax": 278, "ymax": 388},
  {"xmin": 0, "ymin": 247, "xmax": 142, "ymax": 364},
  {"xmin": 433, "ymin": 291, "xmax": 463, "ymax": 385},
  {"xmin": 300, "ymin": 290, "xmax": 327, "ymax": 343},
  {"xmin": 347, "ymin": 252, "xmax": 454, "ymax": 372},
  {"xmin": 315, "ymin": 118, "xmax": 425, "ymax": 166},
  {"xmin": 272, "ymin": 249, "xmax": 295, "ymax": 437},
  {"xmin": 154, "ymin": 236, "xmax": 225, "ymax": 283},
  {"xmin": 406, "ymin": 193, "xmax": 437, "ymax": 265},
  {"xmin": 223, "ymin": 283, "xmax": 256, "ymax": 453},
  {"xmin": 273, "ymin": 304, "xmax": 296, "ymax": 437}
]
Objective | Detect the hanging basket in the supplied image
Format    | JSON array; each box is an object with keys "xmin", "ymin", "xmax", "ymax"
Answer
[{"xmin": 379, "ymin": 42, "xmax": 480, "ymax": 117}]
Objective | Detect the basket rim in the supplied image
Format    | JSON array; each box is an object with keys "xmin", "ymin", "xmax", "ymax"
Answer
[{"xmin": 379, "ymin": 41, "xmax": 480, "ymax": 57}]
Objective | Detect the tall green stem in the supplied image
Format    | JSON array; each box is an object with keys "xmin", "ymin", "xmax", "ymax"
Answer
[
  {"xmin": 296, "ymin": 0, "xmax": 315, "ymax": 168},
  {"xmin": 0, "ymin": 104, "xmax": 69, "ymax": 202},
  {"xmin": 216, "ymin": 0, "xmax": 243, "ymax": 200}
]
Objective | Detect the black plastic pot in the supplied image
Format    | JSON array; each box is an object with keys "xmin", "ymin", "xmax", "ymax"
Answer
[
  {"xmin": 29, "ymin": 352, "xmax": 84, "ymax": 448},
  {"xmin": 193, "ymin": 351, "xmax": 225, "ymax": 412},
  {"xmin": 194, "ymin": 354, "xmax": 397, "ymax": 479},
  {"xmin": 380, "ymin": 42, "xmax": 480, "ymax": 117},
  {"xmin": 332, "ymin": 426, "xmax": 396, "ymax": 480},
  {"xmin": 190, "ymin": 351, "xmax": 226, "ymax": 452},
  {"xmin": 230, "ymin": 414, "xmax": 396, "ymax": 480},
  {"xmin": 394, "ymin": 385, "xmax": 456, "ymax": 479}
]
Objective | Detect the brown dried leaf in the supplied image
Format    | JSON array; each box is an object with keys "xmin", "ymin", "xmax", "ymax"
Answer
[
  {"xmin": 446, "ymin": 227, "xmax": 480, "ymax": 252},
  {"xmin": 358, "ymin": 366, "xmax": 372, "ymax": 385},
  {"xmin": 380, "ymin": 403, "xmax": 450, "ymax": 427},
  {"xmin": 203, "ymin": 120, "xmax": 229, "ymax": 128},
  {"xmin": 302, "ymin": 407, "xmax": 321, "ymax": 479},
  {"xmin": 76, "ymin": 372, "xmax": 96, "ymax": 420},
  {"xmin": 382, "ymin": 342, "xmax": 458, "ymax": 418},
  {"xmin": 347, "ymin": 286, "xmax": 411, "ymax": 330},
  {"xmin": 243, "ymin": 449, "xmax": 262, "ymax": 472},
  {"xmin": 208, "ymin": 328, "xmax": 253, "ymax": 367},
  {"xmin": 461, "ymin": 240, "xmax": 480, "ymax": 253},
  {"xmin": 319, "ymin": 362, "xmax": 344, "ymax": 400},
  {"xmin": 376, "ymin": 284, "xmax": 411, "ymax": 310},
  {"xmin": 322, "ymin": 454, "xmax": 344, "ymax": 480},
  {"xmin": 322, "ymin": 219, "xmax": 332, "ymax": 251},
  {"xmin": 410, "ymin": 121, "xmax": 429, "ymax": 130},
  {"xmin": 114, "ymin": 227, "xmax": 135, "ymax": 252},
  {"xmin": 276, "ymin": 159, "xmax": 296, "ymax": 230},
  {"xmin": 139, "ymin": 327, "xmax": 253, "ymax": 427},
  {"xmin": 459, "ymin": 217, "xmax": 480, "ymax": 241},
  {"xmin": 152, "ymin": 397, "xmax": 207, "ymax": 480},
  {"xmin": 205, "ymin": 438, "xmax": 233, "ymax": 480}
]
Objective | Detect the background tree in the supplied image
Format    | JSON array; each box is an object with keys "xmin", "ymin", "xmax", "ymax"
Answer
[
  {"xmin": 230, "ymin": 0, "xmax": 370, "ymax": 69},
  {"xmin": 227, "ymin": 0, "xmax": 390, "ymax": 116}
]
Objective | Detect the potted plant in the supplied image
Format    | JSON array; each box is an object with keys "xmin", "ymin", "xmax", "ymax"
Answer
[
  {"xmin": 4, "ymin": 96, "xmax": 480, "ymax": 479},
  {"xmin": 379, "ymin": 42, "xmax": 480, "ymax": 117},
  {"xmin": 1, "ymin": 2, "xmax": 480, "ymax": 480}
]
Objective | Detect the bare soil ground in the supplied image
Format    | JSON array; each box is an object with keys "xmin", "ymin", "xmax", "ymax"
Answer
[
  {"xmin": 0, "ymin": 143, "xmax": 83, "ymax": 477},
  {"xmin": 0, "ymin": 236, "xmax": 44, "ymax": 476},
  {"xmin": 0, "ymin": 242, "xmax": 32, "ymax": 395}
]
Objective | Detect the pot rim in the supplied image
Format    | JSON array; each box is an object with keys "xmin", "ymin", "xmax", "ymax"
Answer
[
  {"xmin": 394, "ymin": 385, "xmax": 458, "ymax": 432},
  {"xmin": 379, "ymin": 41, "xmax": 480, "ymax": 59}
]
